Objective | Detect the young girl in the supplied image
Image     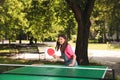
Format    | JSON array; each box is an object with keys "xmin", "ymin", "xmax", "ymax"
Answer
[{"xmin": 53, "ymin": 34, "xmax": 78, "ymax": 67}]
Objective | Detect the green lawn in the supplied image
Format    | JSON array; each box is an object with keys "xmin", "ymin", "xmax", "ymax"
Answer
[
  {"xmin": 88, "ymin": 43, "xmax": 120, "ymax": 50},
  {"xmin": 69, "ymin": 41, "xmax": 120, "ymax": 50}
]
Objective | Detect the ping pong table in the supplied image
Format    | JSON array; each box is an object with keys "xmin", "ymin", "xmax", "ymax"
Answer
[{"xmin": 0, "ymin": 65, "xmax": 109, "ymax": 80}]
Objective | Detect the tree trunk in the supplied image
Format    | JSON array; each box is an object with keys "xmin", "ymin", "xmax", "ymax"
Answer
[
  {"xmin": 2, "ymin": 39, "xmax": 4, "ymax": 44},
  {"xmin": 66, "ymin": 0, "xmax": 95, "ymax": 65},
  {"xmin": 19, "ymin": 39, "xmax": 22, "ymax": 44},
  {"xmin": 116, "ymin": 30, "xmax": 119, "ymax": 42}
]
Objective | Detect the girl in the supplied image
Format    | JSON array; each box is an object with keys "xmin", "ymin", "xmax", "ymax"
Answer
[{"xmin": 53, "ymin": 34, "xmax": 78, "ymax": 67}]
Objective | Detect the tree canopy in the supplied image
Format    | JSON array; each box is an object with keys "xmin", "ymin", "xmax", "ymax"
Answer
[
  {"xmin": 0, "ymin": 0, "xmax": 119, "ymax": 43},
  {"xmin": 91, "ymin": 0, "xmax": 120, "ymax": 42},
  {"xmin": 0, "ymin": 0, "xmax": 77, "ymax": 42}
]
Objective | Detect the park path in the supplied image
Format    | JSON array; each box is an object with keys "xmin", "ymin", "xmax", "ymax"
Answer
[
  {"xmin": 10, "ymin": 43, "xmax": 120, "ymax": 65},
  {"xmin": 88, "ymin": 49, "xmax": 120, "ymax": 64}
]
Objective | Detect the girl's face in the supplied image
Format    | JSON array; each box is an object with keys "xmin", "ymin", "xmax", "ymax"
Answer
[{"xmin": 58, "ymin": 37, "xmax": 65, "ymax": 45}]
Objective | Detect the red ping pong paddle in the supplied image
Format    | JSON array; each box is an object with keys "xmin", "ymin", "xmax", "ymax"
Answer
[{"xmin": 47, "ymin": 48, "xmax": 55, "ymax": 56}]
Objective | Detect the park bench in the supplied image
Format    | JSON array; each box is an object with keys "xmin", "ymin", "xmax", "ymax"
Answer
[
  {"xmin": 0, "ymin": 44, "xmax": 17, "ymax": 57},
  {"xmin": 9, "ymin": 44, "xmax": 18, "ymax": 56},
  {"xmin": 16, "ymin": 44, "xmax": 45, "ymax": 60}
]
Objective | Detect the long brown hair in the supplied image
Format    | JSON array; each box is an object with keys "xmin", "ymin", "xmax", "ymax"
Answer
[{"xmin": 55, "ymin": 34, "xmax": 68, "ymax": 53}]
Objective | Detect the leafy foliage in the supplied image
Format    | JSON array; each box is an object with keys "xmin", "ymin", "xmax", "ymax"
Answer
[
  {"xmin": 0, "ymin": 0, "xmax": 28, "ymax": 41},
  {"xmin": 0, "ymin": 0, "xmax": 77, "ymax": 42},
  {"xmin": 91, "ymin": 0, "xmax": 120, "ymax": 42},
  {"xmin": 0, "ymin": 0, "xmax": 119, "ymax": 43}
]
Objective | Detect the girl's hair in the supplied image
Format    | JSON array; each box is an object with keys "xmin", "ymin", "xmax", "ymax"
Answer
[{"xmin": 55, "ymin": 34, "xmax": 68, "ymax": 53}]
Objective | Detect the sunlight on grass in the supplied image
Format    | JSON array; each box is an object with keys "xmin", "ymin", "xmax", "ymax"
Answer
[
  {"xmin": 88, "ymin": 43, "xmax": 110, "ymax": 50},
  {"xmin": 116, "ymin": 76, "xmax": 120, "ymax": 80},
  {"xmin": 88, "ymin": 43, "xmax": 120, "ymax": 50},
  {"xmin": 0, "ymin": 50, "xmax": 9, "ymax": 53},
  {"xmin": 69, "ymin": 41, "xmax": 120, "ymax": 50}
]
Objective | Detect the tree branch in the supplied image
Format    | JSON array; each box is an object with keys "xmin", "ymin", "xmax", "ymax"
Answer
[
  {"xmin": 83, "ymin": 0, "xmax": 95, "ymax": 19},
  {"xmin": 65, "ymin": 0, "xmax": 82, "ymax": 22}
]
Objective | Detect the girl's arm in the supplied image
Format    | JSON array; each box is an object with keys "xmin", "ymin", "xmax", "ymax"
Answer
[
  {"xmin": 53, "ymin": 54, "xmax": 61, "ymax": 59},
  {"xmin": 68, "ymin": 54, "xmax": 76, "ymax": 67},
  {"xmin": 65, "ymin": 44, "xmax": 77, "ymax": 67}
]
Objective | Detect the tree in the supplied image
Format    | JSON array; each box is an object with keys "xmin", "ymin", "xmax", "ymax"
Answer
[
  {"xmin": 65, "ymin": 0, "xmax": 95, "ymax": 65},
  {"xmin": 26, "ymin": 0, "xmax": 62, "ymax": 42},
  {"xmin": 91, "ymin": 0, "xmax": 120, "ymax": 42},
  {"xmin": 107, "ymin": 0, "xmax": 120, "ymax": 41},
  {"xmin": 0, "ymin": 0, "xmax": 28, "ymax": 44},
  {"xmin": 91, "ymin": 0, "xmax": 109, "ymax": 43},
  {"xmin": 53, "ymin": 0, "xmax": 77, "ymax": 40}
]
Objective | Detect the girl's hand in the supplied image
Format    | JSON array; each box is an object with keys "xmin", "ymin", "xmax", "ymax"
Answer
[
  {"xmin": 53, "ymin": 54, "xmax": 57, "ymax": 58},
  {"xmin": 68, "ymin": 63, "xmax": 74, "ymax": 67}
]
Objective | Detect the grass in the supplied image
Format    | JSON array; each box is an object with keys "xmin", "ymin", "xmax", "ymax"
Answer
[
  {"xmin": 116, "ymin": 76, "xmax": 120, "ymax": 80},
  {"xmin": 0, "ymin": 50, "xmax": 9, "ymax": 53},
  {"xmin": 69, "ymin": 41, "xmax": 120, "ymax": 50},
  {"xmin": 88, "ymin": 43, "xmax": 120, "ymax": 50}
]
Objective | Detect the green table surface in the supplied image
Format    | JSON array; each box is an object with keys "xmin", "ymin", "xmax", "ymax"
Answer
[{"xmin": 0, "ymin": 65, "xmax": 107, "ymax": 80}]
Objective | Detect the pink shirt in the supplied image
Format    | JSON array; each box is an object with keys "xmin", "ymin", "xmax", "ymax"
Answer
[{"xmin": 64, "ymin": 44, "xmax": 74, "ymax": 59}]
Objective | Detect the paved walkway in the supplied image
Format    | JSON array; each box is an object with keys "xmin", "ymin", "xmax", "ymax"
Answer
[
  {"xmin": 11, "ymin": 48, "xmax": 120, "ymax": 64},
  {"xmin": 88, "ymin": 49, "xmax": 120, "ymax": 64}
]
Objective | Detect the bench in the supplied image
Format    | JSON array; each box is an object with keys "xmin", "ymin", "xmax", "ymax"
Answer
[{"xmin": 17, "ymin": 44, "xmax": 45, "ymax": 60}]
